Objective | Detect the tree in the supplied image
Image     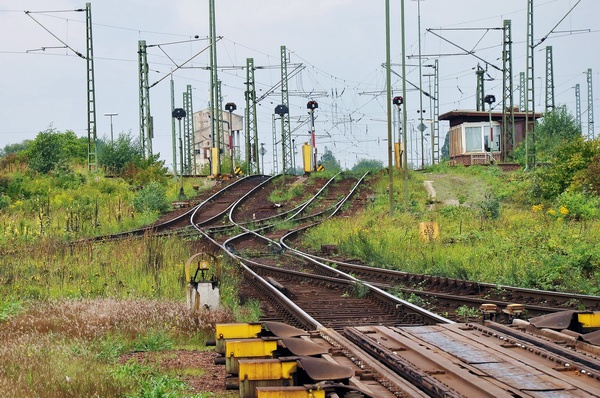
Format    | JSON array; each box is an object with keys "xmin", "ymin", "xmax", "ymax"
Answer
[
  {"xmin": 97, "ymin": 132, "xmax": 142, "ymax": 175},
  {"xmin": 0, "ymin": 140, "xmax": 32, "ymax": 158},
  {"xmin": 535, "ymin": 107, "xmax": 581, "ymax": 160},
  {"xmin": 351, "ymin": 159, "xmax": 383, "ymax": 174},
  {"xmin": 27, "ymin": 129, "xmax": 87, "ymax": 173},
  {"xmin": 513, "ymin": 107, "xmax": 581, "ymax": 164},
  {"xmin": 319, "ymin": 149, "xmax": 341, "ymax": 171},
  {"xmin": 532, "ymin": 136, "xmax": 600, "ymax": 200}
]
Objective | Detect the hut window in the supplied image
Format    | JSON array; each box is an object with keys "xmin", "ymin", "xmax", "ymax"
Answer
[
  {"xmin": 465, "ymin": 126, "xmax": 481, "ymax": 152},
  {"xmin": 463, "ymin": 123, "xmax": 501, "ymax": 152}
]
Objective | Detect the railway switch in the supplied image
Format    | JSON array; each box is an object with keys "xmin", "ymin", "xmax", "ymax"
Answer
[
  {"xmin": 209, "ymin": 323, "xmax": 262, "ymax": 354},
  {"xmin": 225, "ymin": 338, "xmax": 278, "ymax": 374},
  {"xmin": 256, "ymin": 386, "xmax": 325, "ymax": 398}
]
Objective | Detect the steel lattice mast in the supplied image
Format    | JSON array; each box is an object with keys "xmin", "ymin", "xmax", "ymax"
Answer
[
  {"xmin": 587, "ymin": 68, "xmax": 595, "ymax": 139},
  {"xmin": 502, "ymin": 19, "xmax": 515, "ymax": 161},
  {"xmin": 170, "ymin": 74, "xmax": 177, "ymax": 175},
  {"xmin": 545, "ymin": 46, "xmax": 555, "ymax": 112},
  {"xmin": 575, "ymin": 83, "xmax": 582, "ymax": 133},
  {"xmin": 525, "ymin": 0, "xmax": 536, "ymax": 169},
  {"xmin": 138, "ymin": 40, "xmax": 152, "ymax": 158},
  {"xmin": 244, "ymin": 58, "xmax": 259, "ymax": 174},
  {"xmin": 280, "ymin": 45, "xmax": 293, "ymax": 175},
  {"xmin": 85, "ymin": 3, "xmax": 97, "ymax": 171},
  {"xmin": 208, "ymin": 0, "xmax": 222, "ymax": 174},
  {"xmin": 271, "ymin": 115, "xmax": 279, "ymax": 175},
  {"xmin": 476, "ymin": 65, "xmax": 485, "ymax": 111},
  {"xmin": 183, "ymin": 85, "xmax": 194, "ymax": 174},
  {"xmin": 431, "ymin": 59, "xmax": 440, "ymax": 164}
]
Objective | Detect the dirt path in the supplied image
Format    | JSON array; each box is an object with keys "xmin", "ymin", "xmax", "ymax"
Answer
[{"xmin": 423, "ymin": 173, "xmax": 489, "ymax": 208}]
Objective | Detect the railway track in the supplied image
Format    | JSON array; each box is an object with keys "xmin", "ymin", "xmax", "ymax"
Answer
[
  {"xmin": 76, "ymin": 172, "xmax": 600, "ymax": 397},
  {"xmin": 281, "ymin": 243, "xmax": 600, "ymax": 318}
]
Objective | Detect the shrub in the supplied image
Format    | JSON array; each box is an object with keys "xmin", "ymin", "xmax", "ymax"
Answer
[
  {"xmin": 133, "ymin": 182, "xmax": 170, "ymax": 214},
  {"xmin": 27, "ymin": 129, "xmax": 87, "ymax": 173},
  {"xmin": 477, "ymin": 191, "xmax": 500, "ymax": 220},
  {"xmin": 555, "ymin": 191, "xmax": 600, "ymax": 221}
]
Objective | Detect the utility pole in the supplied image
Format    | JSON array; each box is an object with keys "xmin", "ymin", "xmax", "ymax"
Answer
[
  {"xmin": 225, "ymin": 102, "xmax": 237, "ymax": 174},
  {"xmin": 170, "ymin": 73, "xmax": 177, "ymax": 176},
  {"xmin": 104, "ymin": 113, "xmax": 117, "ymax": 142},
  {"xmin": 208, "ymin": 0, "xmax": 221, "ymax": 174},
  {"xmin": 401, "ymin": 0, "xmax": 409, "ymax": 204},
  {"xmin": 85, "ymin": 3, "xmax": 97, "ymax": 171},
  {"xmin": 502, "ymin": 19, "xmax": 515, "ymax": 161},
  {"xmin": 413, "ymin": 0, "xmax": 426, "ymax": 170},
  {"xmin": 307, "ymin": 101, "xmax": 318, "ymax": 171},
  {"xmin": 386, "ymin": 0, "xmax": 394, "ymax": 215},
  {"xmin": 172, "ymin": 108, "xmax": 186, "ymax": 199},
  {"xmin": 575, "ymin": 83, "xmax": 582, "ymax": 133},
  {"xmin": 525, "ymin": 0, "xmax": 536, "ymax": 169},
  {"xmin": 587, "ymin": 68, "xmax": 595, "ymax": 140},
  {"xmin": 271, "ymin": 114, "xmax": 279, "ymax": 175},
  {"xmin": 184, "ymin": 85, "xmax": 194, "ymax": 174},
  {"xmin": 138, "ymin": 40, "xmax": 152, "ymax": 158},
  {"xmin": 245, "ymin": 58, "xmax": 259, "ymax": 174},
  {"xmin": 545, "ymin": 46, "xmax": 555, "ymax": 112},
  {"xmin": 280, "ymin": 46, "xmax": 293, "ymax": 175},
  {"xmin": 431, "ymin": 59, "xmax": 440, "ymax": 165},
  {"xmin": 476, "ymin": 65, "xmax": 485, "ymax": 111}
]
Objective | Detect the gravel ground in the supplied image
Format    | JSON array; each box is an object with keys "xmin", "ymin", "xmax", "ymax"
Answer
[{"xmin": 120, "ymin": 350, "xmax": 233, "ymax": 394}]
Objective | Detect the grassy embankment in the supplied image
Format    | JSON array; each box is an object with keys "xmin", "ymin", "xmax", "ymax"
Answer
[
  {"xmin": 0, "ymin": 172, "xmax": 249, "ymax": 397},
  {"xmin": 302, "ymin": 165, "xmax": 600, "ymax": 298}
]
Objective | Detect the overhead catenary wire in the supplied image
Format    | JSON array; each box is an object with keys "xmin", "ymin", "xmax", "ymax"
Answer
[{"xmin": 25, "ymin": 9, "xmax": 86, "ymax": 59}]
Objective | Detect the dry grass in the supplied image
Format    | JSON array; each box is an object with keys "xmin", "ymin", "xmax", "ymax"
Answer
[{"xmin": 0, "ymin": 299, "xmax": 235, "ymax": 397}]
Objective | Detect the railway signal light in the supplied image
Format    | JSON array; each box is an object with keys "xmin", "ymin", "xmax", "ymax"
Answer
[{"xmin": 393, "ymin": 96, "xmax": 403, "ymax": 106}]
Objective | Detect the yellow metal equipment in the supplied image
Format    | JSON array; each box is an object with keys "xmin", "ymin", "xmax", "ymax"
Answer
[
  {"xmin": 394, "ymin": 142, "xmax": 403, "ymax": 169},
  {"xmin": 214, "ymin": 323, "xmax": 262, "ymax": 354},
  {"xmin": 578, "ymin": 312, "xmax": 600, "ymax": 329},
  {"xmin": 256, "ymin": 386, "xmax": 325, "ymax": 398},
  {"xmin": 238, "ymin": 358, "xmax": 298, "ymax": 398},
  {"xmin": 302, "ymin": 143, "xmax": 312, "ymax": 174},
  {"xmin": 211, "ymin": 147, "xmax": 219, "ymax": 176},
  {"xmin": 225, "ymin": 338, "xmax": 278, "ymax": 374},
  {"xmin": 239, "ymin": 358, "xmax": 297, "ymax": 381}
]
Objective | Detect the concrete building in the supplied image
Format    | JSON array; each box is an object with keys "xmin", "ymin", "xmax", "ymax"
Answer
[{"xmin": 193, "ymin": 109, "xmax": 243, "ymax": 172}]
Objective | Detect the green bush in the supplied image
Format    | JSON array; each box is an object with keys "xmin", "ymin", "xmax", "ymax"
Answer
[
  {"xmin": 133, "ymin": 182, "xmax": 170, "ymax": 214},
  {"xmin": 0, "ymin": 194, "xmax": 10, "ymax": 210},
  {"xmin": 27, "ymin": 129, "xmax": 87, "ymax": 173},
  {"xmin": 556, "ymin": 191, "xmax": 600, "ymax": 221}
]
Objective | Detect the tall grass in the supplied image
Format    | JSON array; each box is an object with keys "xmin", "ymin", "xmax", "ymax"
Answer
[
  {"xmin": 302, "ymin": 168, "xmax": 600, "ymax": 295},
  {"xmin": 0, "ymin": 299, "xmax": 235, "ymax": 397},
  {"xmin": 0, "ymin": 231, "xmax": 248, "ymax": 397},
  {"xmin": 0, "ymin": 174, "xmax": 207, "ymax": 251}
]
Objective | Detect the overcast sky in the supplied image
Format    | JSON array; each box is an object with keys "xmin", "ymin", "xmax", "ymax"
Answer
[{"xmin": 1, "ymin": 0, "xmax": 598, "ymax": 172}]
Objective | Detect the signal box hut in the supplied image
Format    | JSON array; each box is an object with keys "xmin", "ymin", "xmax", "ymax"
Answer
[{"xmin": 439, "ymin": 109, "xmax": 542, "ymax": 166}]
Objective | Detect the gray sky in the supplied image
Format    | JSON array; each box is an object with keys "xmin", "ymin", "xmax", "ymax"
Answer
[{"xmin": 1, "ymin": 0, "xmax": 598, "ymax": 172}]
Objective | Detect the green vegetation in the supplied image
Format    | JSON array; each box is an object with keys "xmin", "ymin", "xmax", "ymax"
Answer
[
  {"xmin": 2, "ymin": 115, "xmax": 599, "ymax": 395},
  {"xmin": 303, "ymin": 159, "xmax": 600, "ymax": 295},
  {"xmin": 0, "ymin": 128, "xmax": 248, "ymax": 397},
  {"xmin": 303, "ymin": 115, "xmax": 600, "ymax": 295}
]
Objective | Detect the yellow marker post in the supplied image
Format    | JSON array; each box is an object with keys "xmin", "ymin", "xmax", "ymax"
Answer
[{"xmin": 419, "ymin": 222, "xmax": 439, "ymax": 242}]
